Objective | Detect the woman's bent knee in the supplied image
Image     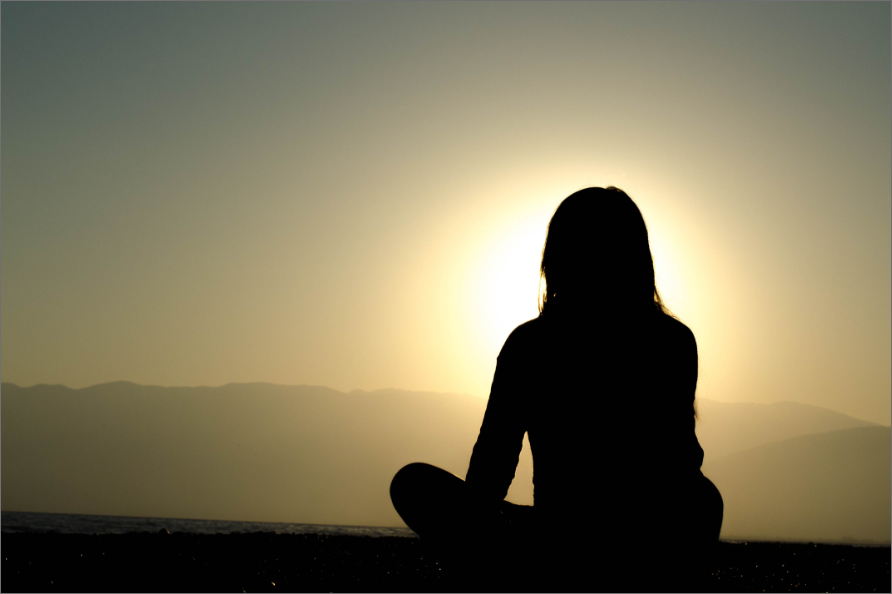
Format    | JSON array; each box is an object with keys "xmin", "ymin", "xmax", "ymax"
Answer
[
  {"xmin": 390, "ymin": 463, "xmax": 466, "ymax": 537},
  {"xmin": 390, "ymin": 463, "xmax": 433, "ymax": 516},
  {"xmin": 391, "ymin": 463, "xmax": 460, "ymax": 502}
]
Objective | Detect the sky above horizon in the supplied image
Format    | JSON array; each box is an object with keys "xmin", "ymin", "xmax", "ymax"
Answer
[{"xmin": 2, "ymin": 2, "xmax": 890, "ymax": 424}]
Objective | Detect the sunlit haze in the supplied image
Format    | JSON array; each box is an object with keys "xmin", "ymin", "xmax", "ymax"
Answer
[{"xmin": 3, "ymin": 2, "xmax": 890, "ymax": 426}]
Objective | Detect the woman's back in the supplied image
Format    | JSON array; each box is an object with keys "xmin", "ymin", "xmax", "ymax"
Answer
[{"xmin": 466, "ymin": 308, "xmax": 704, "ymax": 527}]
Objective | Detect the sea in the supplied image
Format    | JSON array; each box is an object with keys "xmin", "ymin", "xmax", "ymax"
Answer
[{"xmin": 1, "ymin": 510, "xmax": 417, "ymax": 538}]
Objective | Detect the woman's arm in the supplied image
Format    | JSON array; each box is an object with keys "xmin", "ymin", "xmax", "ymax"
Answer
[{"xmin": 465, "ymin": 327, "xmax": 529, "ymax": 501}]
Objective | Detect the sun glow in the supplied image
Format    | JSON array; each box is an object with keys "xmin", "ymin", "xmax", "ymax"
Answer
[
  {"xmin": 465, "ymin": 202, "xmax": 691, "ymax": 360},
  {"xmin": 469, "ymin": 212, "xmax": 550, "ymax": 357},
  {"xmin": 647, "ymin": 228, "xmax": 688, "ymax": 319}
]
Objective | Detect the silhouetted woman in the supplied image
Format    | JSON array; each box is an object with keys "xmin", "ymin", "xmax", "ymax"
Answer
[{"xmin": 390, "ymin": 187, "xmax": 723, "ymax": 591}]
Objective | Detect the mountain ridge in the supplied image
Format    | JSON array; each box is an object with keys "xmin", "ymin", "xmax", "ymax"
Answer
[{"xmin": 3, "ymin": 381, "xmax": 884, "ymax": 426}]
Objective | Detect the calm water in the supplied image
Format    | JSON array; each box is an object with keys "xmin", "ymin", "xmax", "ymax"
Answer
[{"xmin": 1, "ymin": 510, "xmax": 416, "ymax": 538}]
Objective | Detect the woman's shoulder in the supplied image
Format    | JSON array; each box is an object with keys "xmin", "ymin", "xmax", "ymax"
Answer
[
  {"xmin": 655, "ymin": 314, "xmax": 698, "ymax": 360},
  {"xmin": 506, "ymin": 316, "xmax": 545, "ymax": 342},
  {"xmin": 498, "ymin": 312, "xmax": 696, "ymax": 354},
  {"xmin": 498, "ymin": 317, "xmax": 545, "ymax": 357},
  {"xmin": 659, "ymin": 314, "xmax": 695, "ymax": 340}
]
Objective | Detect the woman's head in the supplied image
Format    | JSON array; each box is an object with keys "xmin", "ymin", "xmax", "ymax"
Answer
[{"xmin": 539, "ymin": 186, "xmax": 669, "ymax": 317}]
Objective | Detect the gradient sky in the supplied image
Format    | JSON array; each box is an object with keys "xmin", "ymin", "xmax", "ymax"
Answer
[{"xmin": 2, "ymin": 2, "xmax": 890, "ymax": 424}]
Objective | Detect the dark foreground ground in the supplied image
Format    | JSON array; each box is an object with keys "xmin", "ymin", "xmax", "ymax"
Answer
[{"xmin": 2, "ymin": 532, "xmax": 889, "ymax": 593}]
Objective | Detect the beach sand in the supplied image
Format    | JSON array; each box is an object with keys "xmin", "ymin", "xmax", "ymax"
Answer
[{"xmin": 2, "ymin": 532, "xmax": 888, "ymax": 592}]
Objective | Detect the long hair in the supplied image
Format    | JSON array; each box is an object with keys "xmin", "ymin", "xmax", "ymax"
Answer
[{"xmin": 538, "ymin": 186, "xmax": 671, "ymax": 318}]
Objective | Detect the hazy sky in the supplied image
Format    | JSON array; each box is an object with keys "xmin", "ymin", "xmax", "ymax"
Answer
[{"xmin": 3, "ymin": 2, "xmax": 889, "ymax": 424}]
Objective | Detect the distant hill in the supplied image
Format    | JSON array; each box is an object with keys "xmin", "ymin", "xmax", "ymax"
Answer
[
  {"xmin": 703, "ymin": 426, "xmax": 891, "ymax": 544},
  {"xmin": 0, "ymin": 382, "xmax": 491, "ymax": 527},
  {"xmin": 2, "ymin": 382, "xmax": 887, "ymax": 543},
  {"xmin": 696, "ymin": 399, "xmax": 879, "ymax": 462}
]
